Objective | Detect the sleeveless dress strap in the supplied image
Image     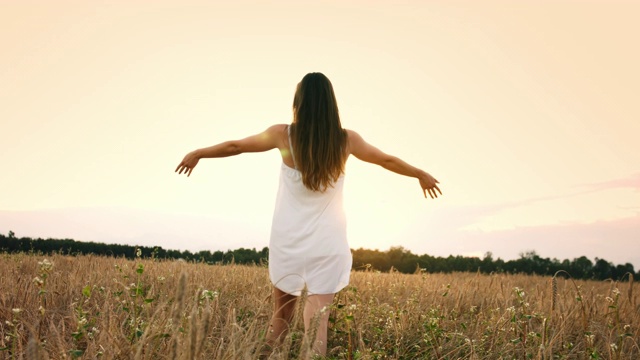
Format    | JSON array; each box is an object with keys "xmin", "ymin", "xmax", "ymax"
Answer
[{"xmin": 287, "ymin": 125, "xmax": 298, "ymax": 170}]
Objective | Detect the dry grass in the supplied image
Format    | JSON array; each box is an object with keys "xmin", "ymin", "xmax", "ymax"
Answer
[{"xmin": 0, "ymin": 252, "xmax": 638, "ymax": 359}]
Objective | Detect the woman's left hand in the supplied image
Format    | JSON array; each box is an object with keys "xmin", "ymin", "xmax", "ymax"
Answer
[{"xmin": 175, "ymin": 150, "xmax": 200, "ymax": 177}]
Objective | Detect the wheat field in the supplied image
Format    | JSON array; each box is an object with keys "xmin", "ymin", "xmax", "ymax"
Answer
[{"xmin": 0, "ymin": 252, "xmax": 638, "ymax": 359}]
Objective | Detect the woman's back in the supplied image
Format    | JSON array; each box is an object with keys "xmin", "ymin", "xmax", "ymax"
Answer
[{"xmin": 269, "ymin": 125, "xmax": 351, "ymax": 296}]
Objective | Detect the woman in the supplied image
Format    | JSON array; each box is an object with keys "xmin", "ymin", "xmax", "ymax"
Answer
[{"xmin": 175, "ymin": 72, "xmax": 441, "ymax": 357}]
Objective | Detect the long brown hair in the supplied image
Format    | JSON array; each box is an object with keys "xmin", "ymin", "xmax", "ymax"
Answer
[{"xmin": 290, "ymin": 72, "xmax": 348, "ymax": 191}]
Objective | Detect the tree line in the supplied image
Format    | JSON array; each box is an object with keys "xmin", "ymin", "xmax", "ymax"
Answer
[
  {"xmin": 0, "ymin": 232, "xmax": 267, "ymax": 265},
  {"xmin": 0, "ymin": 232, "xmax": 636, "ymax": 281}
]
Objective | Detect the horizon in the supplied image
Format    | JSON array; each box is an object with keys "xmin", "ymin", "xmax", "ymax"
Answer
[
  {"xmin": 1, "ymin": 225, "xmax": 634, "ymax": 271},
  {"xmin": 1, "ymin": 1, "xmax": 639, "ymax": 270},
  {"xmin": 1, "ymin": 203, "xmax": 638, "ymax": 269}
]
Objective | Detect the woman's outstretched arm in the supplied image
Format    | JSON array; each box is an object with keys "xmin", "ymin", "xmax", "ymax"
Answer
[
  {"xmin": 346, "ymin": 129, "xmax": 442, "ymax": 199},
  {"xmin": 175, "ymin": 124, "xmax": 284, "ymax": 177}
]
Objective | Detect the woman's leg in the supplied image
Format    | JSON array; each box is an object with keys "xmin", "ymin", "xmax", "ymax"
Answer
[
  {"xmin": 303, "ymin": 293, "xmax": 335, "ymax": 356},
  {"xmin": 265, "ymin": 287, "xmax": 298, "ymax": 349}
]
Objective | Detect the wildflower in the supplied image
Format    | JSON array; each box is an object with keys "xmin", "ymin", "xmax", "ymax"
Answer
[
  {"xmin": 158, "ymin": 276, "xmax": 166, "ymax": 281},
  {"xmin": 349, "ymin": 304, "xmax": 357, "ymax": 310},
  {"xmin": 623, "ymin": 324, "xmax": 631, "ymax": 332},
  {"xmin": 79, "ymin": 317, "xmax": 88, "ymax": 326},
  {"xmin": 605, "ymin": 297, "xmax": 614, "ymax": 303},
  {"xmin": 38, "ymin": 259, "xmax": 53, "ymax": 271},
  {"xmin": 585, "ymin": 334, "xmax": 595, "ymax": 347},
  {"xmin": 512, "ymin": 287, "xmax": 525, "ymax": 297},
  {"xmin": 136, "ymin": 248, "xmax": 142, "ymax": 257},
  {"xmin": 33, "ymin": 277, "xmax": 44, "ymax": 286},
  {"xmin": 612, "ymin": 288, "xmax": 621, "ymax": 296},
  {"xmin": 610, "ymin": 343, "xmax": 618, "ymax": 351},
  {"xmin": 201, "ymin": 289, "xmax": 219, "ymax": 299},
  {"xmin": 11, "ymin": 308, "xmax": 21, "ymax": 314}
]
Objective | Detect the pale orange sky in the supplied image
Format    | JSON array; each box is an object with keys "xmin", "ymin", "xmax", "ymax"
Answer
[{"xmin": 1, "ymin": 1, "xmax": 639, "ymax": 267}]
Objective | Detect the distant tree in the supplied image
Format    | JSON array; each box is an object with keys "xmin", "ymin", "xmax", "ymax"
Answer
[
  {"xmin": 481, "ymin": 252, "xmax": 496, "ymax": 273},
  {"xmin": 352, "ymin": 248, "xmax": 390, "ymax": 271},
  {"xmin": 569, "ymin": 256, "xmax": 594, "ymax": 279},
  {"xmin": 614, "ymin": 263, "xmax": 635, "ymax": 281},
  {"xmin": 387, "ymin": 246, "xmax": 418, "ymax": 273},
  {"xmin": 593, "ymin": 258, "xmax": 613, "ymax": 280},
  {"xmin": 197, "ymin": 250, "xmax": 213, "ymax": 263},
  {"xmin": 211, "ymin": 250, "xmax": 224, "ymax": 263}
]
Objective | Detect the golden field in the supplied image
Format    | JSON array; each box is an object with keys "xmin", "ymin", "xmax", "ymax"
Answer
[{"xmin": 0, "ymin": 253, "xmax": 638, "ymax": 359}]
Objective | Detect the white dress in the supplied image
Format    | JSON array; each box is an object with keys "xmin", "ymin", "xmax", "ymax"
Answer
[{"xmin": 268, "ymin": 127, "xmax": 352, "ymax": 296}]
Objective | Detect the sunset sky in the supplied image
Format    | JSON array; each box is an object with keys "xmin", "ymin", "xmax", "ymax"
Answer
[{"xmin": 1, "ymin": 1, "xmax": 639, "ymax": 268}]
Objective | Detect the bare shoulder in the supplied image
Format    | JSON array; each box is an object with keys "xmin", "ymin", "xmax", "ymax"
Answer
[
  {"xmin": 344, "ymin": 129, "xmax": 360, "ymax": 137},
  {"xmin": 344, "ymin": 129, "xmax": 364, "ymax": 153},
  {"xmin": 265, "ymin": 124, "xmax": 289, "ymax": 139},
  {"xmin": 264, "ymin": 124, "xmax": 290, "ymax": 148}
]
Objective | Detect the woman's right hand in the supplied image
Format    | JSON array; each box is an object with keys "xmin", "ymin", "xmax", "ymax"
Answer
[{"xmin": 419, "ymin": 171, "xmax": 441, "ymax": 199}]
